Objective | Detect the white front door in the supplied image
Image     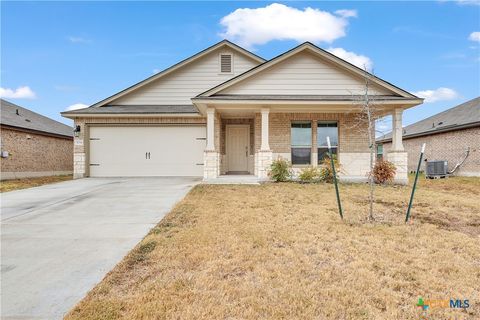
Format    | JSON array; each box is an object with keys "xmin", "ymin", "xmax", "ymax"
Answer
[{"xmin": 226, "ymin": 125, "xmax": 249, "ymax": 172}]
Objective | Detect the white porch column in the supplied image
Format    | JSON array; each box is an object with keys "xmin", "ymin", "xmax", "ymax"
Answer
[
  {"xmin": 255, "ymin": 107, "xmax": 273, "ymax": 179},
  {"xmin": 206, "ymin": 107, "xmax": 215, "ymax": 151},
  {"xmin": 260, "ymin": 108, "xmax": 270, "ymax": 151},
  {"xmin": 387, "ymin": 107, "xmax": 408, "ymax": 185},
  {"xmin": 392, "ymin": 108, "xmax": 404, "ymax": 151},
  {"xmin": 203, "ymin": 107, "xmax": 219, "ymax": 180}
]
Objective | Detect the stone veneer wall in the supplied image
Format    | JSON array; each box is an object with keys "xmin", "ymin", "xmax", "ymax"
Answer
[
  {"xmin": 382, "ymin": 126, "xmax": 480, "ymax": 177},
  {"xmin": 1, "ymin": 127, "xmax": 73, "ymax": 180},
  {"xmin": 73, "ymin": 117, "xmax": 206, "ymax": 178},
  {"xmin": 203, "ymin": 150, "xmax": 220, "ymax": 179}
]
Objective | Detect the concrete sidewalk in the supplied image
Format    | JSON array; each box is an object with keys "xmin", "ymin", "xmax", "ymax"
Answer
[{"xmin": 1, "ymin": 177, "xmax": 199, "ymax": 319}]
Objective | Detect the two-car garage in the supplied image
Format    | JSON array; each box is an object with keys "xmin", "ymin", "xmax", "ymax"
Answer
[{"xmin": 88, "ymin": 126, "xmax": 206, "ymax": 177}]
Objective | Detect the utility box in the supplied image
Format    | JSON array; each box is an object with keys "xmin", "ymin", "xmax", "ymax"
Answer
[{"xmin": 426, "ymin": 160, "xmax": 448, "ymax": 179}]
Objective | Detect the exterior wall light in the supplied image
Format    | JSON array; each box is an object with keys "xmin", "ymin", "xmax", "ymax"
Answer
[{"xmin": 74, "ymin": 125, "xmax": 81, "ymax": 137}]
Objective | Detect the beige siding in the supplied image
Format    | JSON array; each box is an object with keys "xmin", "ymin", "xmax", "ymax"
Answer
[
  {"xmin": 220, "ymin": 51, "xmax": 392, "ymax": 96},
  {"xmin": 112, "ymin": 48, "xmax": 259, "ymax": 105}
]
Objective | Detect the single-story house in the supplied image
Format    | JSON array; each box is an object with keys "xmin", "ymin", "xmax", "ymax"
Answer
[
  {"xmin": 61, "ymin": 40, "xmax": 423, "ymax": 184},
  {"xmin": 377, "ymin": 97, "xmax": 479, "ymax": 176},
  {"xmin": 1, "ymin": 99, "xmax": 73, "ymax": 180}
]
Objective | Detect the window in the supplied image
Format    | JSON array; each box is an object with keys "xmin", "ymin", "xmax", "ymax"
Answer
[
  {"xmin": 220, "ymin": 54, "xmax": 232, "ymax": 73},
  {"xmin": 291, "ymin": 122, "xmax": 312, "ymax": 165},
  {"xmin": 317, "ymin": 122, "xmax": 338, "ymax": 163},
  {"xmin": 376, "ymin": 144, "xmax": 383, "ymax": 160}
]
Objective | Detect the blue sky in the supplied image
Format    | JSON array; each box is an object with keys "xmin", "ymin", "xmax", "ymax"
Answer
[{"xmin": 2, "ymin": 1, "xmax": 479, "ymax": 131}]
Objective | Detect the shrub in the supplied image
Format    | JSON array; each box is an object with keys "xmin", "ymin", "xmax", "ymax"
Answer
[
  {"xmin": 298, "ymin": 167, "xmax": 321, "ymax": 183},
  {"xmin": 319, "ymin": 155, "xmax": 340, "ymax": 183},
  {"xmin": 268, "ymin": 158, "xmax": 292, "ymax": 182},
  {"xmin": 373, "ymin": 160, "xmax": 396, "ymax": 184}
]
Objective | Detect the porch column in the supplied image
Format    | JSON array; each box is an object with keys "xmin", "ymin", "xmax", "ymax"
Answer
[
  {"xmin": 206, "ymin": 107, "xmax": 215, "ymax": 151},
  {"xmin": 203, "ymin": 107, "xmax": 219, "ymax": 180},
  {"xmin": 260, "ymin": 108, "xmax": 270, "ymax": 151},
  {"xmin": 387, "ymin": 107, "xmax": 408, "ymax": 185},
  {"xmin": 255, "ymin": 107, "xmax": 273, "ymax": 179},
  {"xmin": 392, "ymin": 108, "xmax": 404, "ymax": 151}
]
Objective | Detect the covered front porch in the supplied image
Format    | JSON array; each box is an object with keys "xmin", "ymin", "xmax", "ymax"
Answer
[
  {"xmin": 197, "ymin": 99, "xmax": 413, "ymax": 184},
  {"xmin": 202, "ymin": 106, "xmax": 272, "ymax": 182}
]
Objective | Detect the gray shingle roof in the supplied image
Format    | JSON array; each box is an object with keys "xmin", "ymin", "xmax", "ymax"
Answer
[
  {"xmin": 1, "ymin": 99, "xmax": 73, "ymax": 138},
  {"xmin": 377, "ymin": 97, "xmax": 480, "ymax": 142},
  {"xmin": 193, "ymin": 94, "xmax": 413, "ymax": 101},
  {"xmin": 61, "ymin": 105, "xmax": 199, "ymax": 115}
]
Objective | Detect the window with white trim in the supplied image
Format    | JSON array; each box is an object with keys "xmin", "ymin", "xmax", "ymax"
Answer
[
  {"xmin": 219, "ymin": 54, "xmax": 232, "ymax": 73},
  {"xmin": 291, "ymin": 122, "xmax": 312, "ymax": 165},
  {"xmin": 317, "ymin": 122, "xmax": 338, "ymax": 163}
]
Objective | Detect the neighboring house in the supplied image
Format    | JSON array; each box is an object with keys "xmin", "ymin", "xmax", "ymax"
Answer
[
  {"xmin": 377, "ymin": 97, "xmax": 480, "ymax": 177},
  {"xmin": 1, "ymin": 99, "xmax": 73, "ymax": 180},
  {"xmin": 61, "ymin": 40, "xmax": 423, "ymax": 184}
]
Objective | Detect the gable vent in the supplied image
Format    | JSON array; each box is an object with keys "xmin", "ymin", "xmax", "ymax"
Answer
[{"xmin": 220, "ymin": 54, "xmax": 232, "ymax": 73}]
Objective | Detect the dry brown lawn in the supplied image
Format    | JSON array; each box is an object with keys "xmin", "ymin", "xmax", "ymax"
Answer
[
  {"xmin": 66, "ymin": 176, "xmax": 479, "ymax": 320},
  {"xmin": 0, "ymin": 175, "xmax": 72, "ymax": 192}
]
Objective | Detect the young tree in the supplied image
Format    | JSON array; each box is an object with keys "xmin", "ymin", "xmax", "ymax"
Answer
[
  {"xmin": 346, "ymin": 67, "xmax": 389, "ymax": 221},
  {"xmin": 363, "ymin": 71, "xmax": 375, "ymax": 221}
]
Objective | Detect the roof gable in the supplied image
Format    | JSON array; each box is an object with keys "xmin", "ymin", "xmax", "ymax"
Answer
[
  {"xmin": 217, "ymin": 50, "xmax": 392, "ymax": 96},
  {"xmin": 199, "ymin": 42, "xmax": 418, "ymax": 99},
  {"xmin": 90, "ymin": 40, "xmax": 265, "ymax": 108}
]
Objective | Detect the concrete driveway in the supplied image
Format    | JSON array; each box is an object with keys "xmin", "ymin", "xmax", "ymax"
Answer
[{"xmin": 1, "ymin": 177, "xmax": 199, "ymax": 320}]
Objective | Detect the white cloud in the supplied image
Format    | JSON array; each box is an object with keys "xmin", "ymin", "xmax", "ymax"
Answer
[
  {"xmin": 65, "ymin": 103, "xmax": 88, "ymax": 111},
  {"xmin": 335, "ymin": 9, "xmax": 357, "ymax": 18},
  {"xmin": 220, "ymin": 3, "xmax": 357, "ymax": 48},
  {"xmin": 413, "ymin": 87, "xmax": 459, "ymax": 103},
  {"xmin": 469, "ymin": 31, "xmax": 480, "ymax": 42},
  {"xmin": 0, "ymin": 86, "xmax": 36, "ymax": 99},
  {"xmin": 327, "ymin": 47, "xmax": 373, "ymax": 71},
  {"xmin": 68, "ymin": 36, "xmax": 91, "ymax": 44}
]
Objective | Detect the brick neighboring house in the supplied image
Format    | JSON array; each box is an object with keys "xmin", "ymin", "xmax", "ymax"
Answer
[
  {"xmin": 377, "ymin": 97, "xmax": 480, "ymax": 177},
  {"xmin": 1, "ymin": 99, "xmax": 73, "ymax": 180}
]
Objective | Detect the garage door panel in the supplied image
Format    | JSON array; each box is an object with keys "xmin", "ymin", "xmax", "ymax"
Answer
[{"xmin": 89, "ymin": 126, "xmax": 206, "ymax": 177}]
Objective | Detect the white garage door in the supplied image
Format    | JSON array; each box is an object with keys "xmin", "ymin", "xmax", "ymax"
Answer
[{"xmin": 89, "ymin": 126, "xmax": 206, "ymax": 177}]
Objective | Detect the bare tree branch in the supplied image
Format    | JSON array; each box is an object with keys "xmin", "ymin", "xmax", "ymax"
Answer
[{"xmin": 342, "ymin": 66, "xmax": 389, "ymax": 221}]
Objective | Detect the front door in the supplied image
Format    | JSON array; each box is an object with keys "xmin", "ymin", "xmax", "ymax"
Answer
[{"xmin": 226, "ymin": 125, "xmax": 249, "ymax": 172}]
